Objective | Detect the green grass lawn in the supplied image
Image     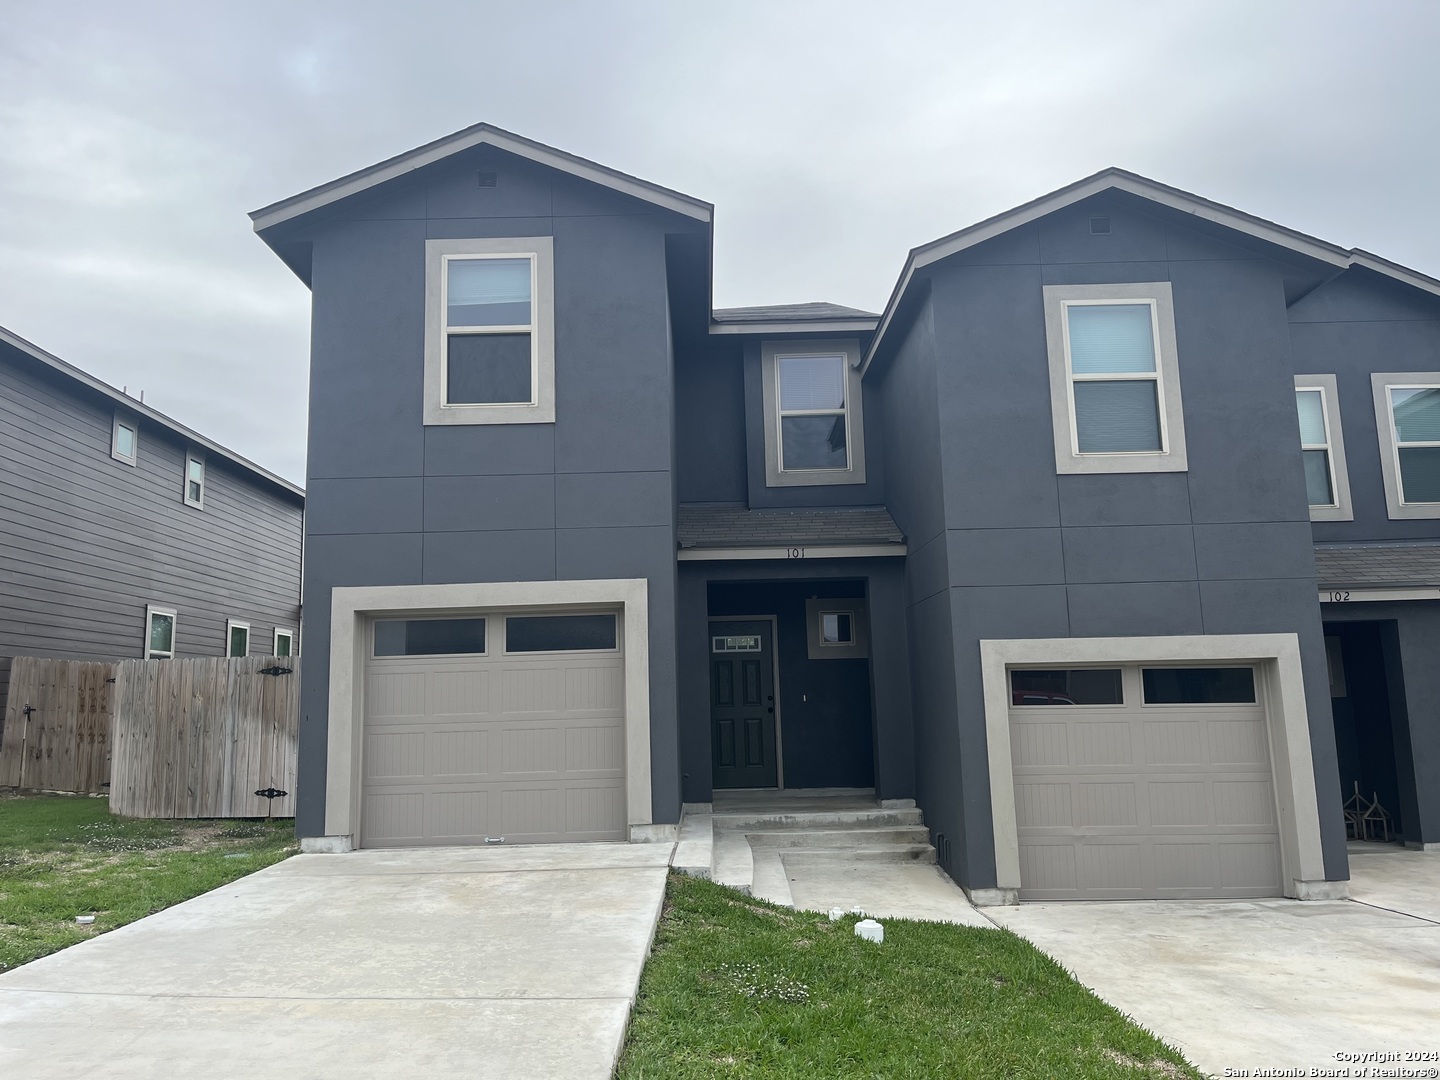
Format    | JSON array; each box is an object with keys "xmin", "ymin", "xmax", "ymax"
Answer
[
  {"xmin": 618, "ymin": 873, "xmax": 1200, "ymax": 1080},
  {"xmin": 0, "ymin": 793, "xmax": 297, "ymax": 973}
]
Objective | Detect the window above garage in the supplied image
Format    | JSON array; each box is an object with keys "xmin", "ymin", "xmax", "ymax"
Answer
[
  {"xmin": 424, "ymin": 237, "xmax": 555, "ymax": 426},
  {"xmin": 1042, "ymin": 282, "xmax": 1187, "ymax": 475}
]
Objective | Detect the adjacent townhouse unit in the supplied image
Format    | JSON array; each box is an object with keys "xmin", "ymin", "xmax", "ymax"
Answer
[
  {"xmin": 0, "ymin": 325, "xmax": 305, "ymax": 727},
  {"xmin": 252, "ymin": 122, "xmax": 1439, "ymax": 904}
]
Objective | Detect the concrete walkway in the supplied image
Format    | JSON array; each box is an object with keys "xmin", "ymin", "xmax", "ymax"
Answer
[
  {"xmin": 986, "ymin": 845, "xmax": 1440, "ymax": 1078},
  {"xmin": 0, "ymin": 843, "xmax": 672, "ymax": 1079}
]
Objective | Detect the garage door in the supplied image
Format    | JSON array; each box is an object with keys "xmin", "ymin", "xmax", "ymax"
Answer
[
  {"xmin": 361, "ymin": 610, "xmax": 626, "ymax": 848},
  {"xmin": 1009, "ymin": 664, "xmax": 1282, "ymax": 900}
]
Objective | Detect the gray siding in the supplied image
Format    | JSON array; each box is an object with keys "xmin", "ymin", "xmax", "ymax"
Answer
[
  {"xmin": 297, "ymin": 147, "xmax": 702, "ymax": 836},
  {"xmin": 0, "ymin": 341, "xmax": 303, "ymax": 721},
  {"xmin": 875, "ymin": 199, "xmax": 1350, "ymax": 889}
]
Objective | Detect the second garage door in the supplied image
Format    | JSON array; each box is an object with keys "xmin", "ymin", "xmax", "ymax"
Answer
[
  {"xmin": 1009, "ymin": 663, "xmax": 1283, "ymax": 900},
  {"xmin": 361, "ymin": 610, "xmax": 627, "ymax": 848}
]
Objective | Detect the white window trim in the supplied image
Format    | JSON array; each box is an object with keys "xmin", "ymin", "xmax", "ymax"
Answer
[
  {"xmin": 144, "ymin": 605, "xmax": 177, "ymax": 660},
  {"xmin": 273, "ymin": 627, "xmax": 296, "ymax": 657},
  {"xmin": 1372, "ymin": 371, "xmax": 1440, "ymax": 520},
  {"xmin": 803, "ymin": 597, "xmax": 869, "ymax": 659},
  {"xmin": 183, "ymin": 450, "xmax": 205, "ymax": 509},
  {"xmin": 315, "ymin": 579, "xmax": 653, "ymax": 851},
  {"xmin": 111, "ymin": 412, "xmax": 138, "ymax": 466},
  {"xmin": 760, "ymin": 338, "xmax": 867, "ymax": 487},
  {"xmin": 226, "ymin": 619, "xmax": 250, "ymax": 658},
  {"xmin": 423, "ymin": 236, "xmax": 555, "ymax": 426},
  {"xmin": 1294, "ymin": 375, "xmax": 1353, "ymax": 521},
  {"xmin": 1043, "ymin": 282, "xmax": 1187, "ymax": 474}
]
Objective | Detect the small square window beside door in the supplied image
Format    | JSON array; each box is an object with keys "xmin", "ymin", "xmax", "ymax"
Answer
[
  {"xmin": 226, "ymin": 620, "xmax": 250, "ymax": 658},
  {"xmin": 424, "ymin": 237, "xmax": 555, "ymax": 426},
  {"xmin": 145, "ymin": 606, "xmax": 176, "ymax": 659},
  {"xmin": 112, "ymin": 414, "xmax": 138, "ymax": 465},
  {"xmin": 819, "ymin": 612, "xmax": 854, "ymax": 646},
  {"xmin": 1293, "ymin": 375, "xmax": 1352, "ymax": 521},
  {"xmin": 184, "ymin": 452, "xmax": 205, "ymax": 508},
  {"xmin": 1043, "ymin": 283, "xmax": 1187, "ymax": 474}
]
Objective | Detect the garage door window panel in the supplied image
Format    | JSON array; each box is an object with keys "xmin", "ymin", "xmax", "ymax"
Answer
[
  {"xmin": 505, "ymin": 614, "xmax": 618, "ymax": 653},
  {"xmin": 1010, "ymin": 668, "xmax": 1124, "ymax": 706},
  {"xmin": 1141, "ymin": 667, "xmax": 1256, "ymax": 705},
  {"xmin": 374, "ymin": 618, "xmax": 487, "ymax": 657}
]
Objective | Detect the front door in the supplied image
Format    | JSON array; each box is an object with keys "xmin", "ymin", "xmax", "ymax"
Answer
[{"xmin": 710, "ymin": 620, "xmax": 778, "ymax": 789}]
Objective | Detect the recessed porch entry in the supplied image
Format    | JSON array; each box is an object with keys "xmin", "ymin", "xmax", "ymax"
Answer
[{"xmin": 708, "ymin": 580, "xmax": 875, "ymax": 791}]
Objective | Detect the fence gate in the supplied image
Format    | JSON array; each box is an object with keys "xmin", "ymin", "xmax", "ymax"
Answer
[{"xmin": 0, "ymin": 657, "xmax": 115, "ymax": 794}]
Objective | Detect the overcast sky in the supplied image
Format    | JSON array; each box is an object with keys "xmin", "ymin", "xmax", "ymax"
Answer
[{"xmin": 2, "ymin": 0, "xmax": 1437, "ymax": 484}]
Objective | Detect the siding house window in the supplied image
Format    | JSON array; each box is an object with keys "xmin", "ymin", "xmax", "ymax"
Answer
[
  {"xmin": 424, "ymin": 237, "xmax": 555, "ymax": 426},
  {"xmin": 226, "ymin": 620, "xmax": 250, "ymax": 657},
  {"xmin": 760, "ymin": 338, "xmax": 867, "ymax": 487},
  {"xmin": 273, "ymin": 628, "xmax": 295, "ymax": 657},
  {"xmin": 1371, "ymin": 372, "xmax": 1440, "ymax": 520},
  {"xmin": 1043, "ymin": 282, "xmax": 1187, "ymax": 474},
  {"xmin": 111, "ymin": 413, "xmax": 138, "ymax": 465},
  {"xmin": 1293, "ymin": 375, "xmax": 1352, "ymax": 521},
  {"xmin": 145, "ymin": 606, "xmax": 176, "ymax": 659},
  {"xmin": 184, "ymin": 451, "xmax": 205, "ymax": 508}
]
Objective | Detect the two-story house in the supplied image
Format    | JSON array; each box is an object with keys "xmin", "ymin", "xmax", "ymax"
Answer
[
  {"xmin": 0, "ymin": 324, "xmax": 305, "ymax": 727},
  {"xmin": 252, "ymin": 123, "xmax": 1438, "ymax": 904}
]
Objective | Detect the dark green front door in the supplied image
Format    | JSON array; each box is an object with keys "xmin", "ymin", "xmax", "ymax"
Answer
[{"xmin": 710, "ymin": 620, "xmax": 778, "ymax": 789}]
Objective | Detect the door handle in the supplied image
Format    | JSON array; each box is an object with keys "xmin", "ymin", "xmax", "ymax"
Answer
[{"xmin": 767, "ymin": 707, "xmax": 774, "ymax": 713}]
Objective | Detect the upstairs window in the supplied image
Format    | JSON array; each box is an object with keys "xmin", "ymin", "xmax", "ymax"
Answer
[
  {"xmin": 424, "ymin": 237, "xmax": 555, "ymax": 426},
  {"xmin": 1043, "ymin": 283, "xmax": 1186, "ymax": 474},
  {"xmin": 1293, "ymin": 375, "xmax": 1352, "ymax": 521},
  {"xmin": 184, "ymin": 451, "xmax": 205, "ymax": 508},
  {"xmin": 1372, "ymin": 372, "xmax": 1440, "ymax": 520},
  {"xmin": 760, "ymin": 338, "xmax": 867, "ymax": 487},
  {"xmin": 111, "ymin": 413, "xmax": 138, "ymax": 465}
]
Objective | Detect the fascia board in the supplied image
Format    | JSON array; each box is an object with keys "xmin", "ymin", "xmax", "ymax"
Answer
[{"xmin": 250, "ymin": 124, "xmax": 712, "ymax": 233}]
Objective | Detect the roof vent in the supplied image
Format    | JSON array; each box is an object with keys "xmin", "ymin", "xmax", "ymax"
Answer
[
  {"xmin": 477, "ymin": 171, "xmax": 497, "ymax": 188},
  {"xmin": 1090, "ymin": 216, "xmax": 1111, "ymax": 235}
]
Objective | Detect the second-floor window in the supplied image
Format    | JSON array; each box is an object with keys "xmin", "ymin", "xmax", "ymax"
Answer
[
  {"xmin": 1042, "ymin": 282, "xmax": 1187, "ymax": 475},
  {"xmin": 111, "ymin": 413, "xmax": 138, "ymax": 465},
  {"xmin": 424, "ymin": 237, "xmax": 555, "ymax": 426},
  {"xmin": 760, "ymin": 338, "xmax": 867, "ymax": 487},
  {"xmin": 1372, "ymin": 372, "xmax": 1440, "ymax": 520},
  {"xmin": 1293, "ymin": 375, "xmax": 1351, "ymax": 521},
  {"xmin": 184, "ymin": 451, "xmax": 205, "ymax": 508}
]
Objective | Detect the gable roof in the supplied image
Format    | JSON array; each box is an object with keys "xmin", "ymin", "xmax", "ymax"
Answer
[
  {"xmin": 0, "ymin": 324, "xmax": 304, "ymax": 501},
  {"xmin": 711, "ymin": 301, "xmax": 879, "ymax": 335},
  {"xmin": 861, "ymin": 167, "xmax": 1440, "ymax": 373},
  {"xmin": 250, "ymin": 122, "xmax": 713, "ymax": 236}
]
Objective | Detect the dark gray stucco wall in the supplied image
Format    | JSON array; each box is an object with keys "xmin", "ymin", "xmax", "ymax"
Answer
[
  {"xmin": 675, "ymin": 341, "xmax": 747, "ymax": 504},
  {"xmin": 296, "ymin": 147, "xmax": 700, "ymax": 836},
  {"xmin": 1321, "ymin": 599, "xmax": 1440, "ymax": 845},
  {"xmin": 877, "ymin": 199, "xmax": 1350, "ymax": 889},
  {"xmin": 675, "ymin": 558, "xmax": 914, "ymax": 804},
  {"xmin": 0, "ymin": 342, "xmax": 303, "ymax": 726},
  {"xmin": 1289, "ymin": 272, "xmax": 1440, "ymax": 543}
]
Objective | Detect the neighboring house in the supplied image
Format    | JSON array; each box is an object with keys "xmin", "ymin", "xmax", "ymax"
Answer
[
  {"xmin": 251, "ymin": 122, "xmax": 1440, "ymax": 904},
  {"xmin": 0, "ymin": 325, "xmax": 305, "ymax": 729}
]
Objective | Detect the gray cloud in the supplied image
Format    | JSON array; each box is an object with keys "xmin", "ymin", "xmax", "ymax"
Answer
[{"xmin": 2, "ymin": 0, "xmax": 1437, "ymax": 484}]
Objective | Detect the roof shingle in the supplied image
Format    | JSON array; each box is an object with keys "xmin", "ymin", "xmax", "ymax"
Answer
[
  {"xmin": 711, "ymin": 302, "xmax": 879, "ymax": 324},
  {"xmin": 1314, "ymin": 542, "xmax": 1440, "ymax": 589},
  {"xmin": 678, "ymin": 504, "xmax": 904, "ymax": 549}
]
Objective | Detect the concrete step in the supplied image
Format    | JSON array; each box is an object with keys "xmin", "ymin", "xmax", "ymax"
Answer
[
  {"xmin": 742, "ymin": 826, "xmax": 933, "ymax": 850},
  {"xmin": 712, "ymin": 807, "xmax": 924, "ymax": 830}
]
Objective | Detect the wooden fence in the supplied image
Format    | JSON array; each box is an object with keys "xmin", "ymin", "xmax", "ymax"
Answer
[
  {"xmin": 0, "ymin": 657, "xmax": 114, "ymax": 794},
  {"xmin": 0, "ymin": 655, "xmax": 298, "ymax": 819}
]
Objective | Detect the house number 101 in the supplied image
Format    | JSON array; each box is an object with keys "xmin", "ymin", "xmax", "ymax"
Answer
[{"xmin": 786, "ymin": 547, "xmax": 807, "ymax": 559}]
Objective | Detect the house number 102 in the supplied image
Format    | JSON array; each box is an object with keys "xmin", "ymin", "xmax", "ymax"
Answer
[
  {"xmin": 1327, "ymin": 590, "xmax": 1351, "ymax": 602},
  {"xmin": 786, "ymin": 547, "xmax": 807, "ymax": 559}
]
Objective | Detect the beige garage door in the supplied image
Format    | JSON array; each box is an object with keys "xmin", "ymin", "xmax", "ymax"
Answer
[
  {"xmin": 361, "ymin": 611, "xmax": 626, "ymax": 848},
  {"xmin": 1009, "ymin": 664, "xmax": 1282, "ymax": 900}
]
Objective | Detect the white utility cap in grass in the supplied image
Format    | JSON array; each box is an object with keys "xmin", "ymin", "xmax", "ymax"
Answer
[
  {"xmin": 828, "ymin": 907, "xmax": 845, "ymax": 922},
  {"xmin": 854, "ymin": 918, "xmax": 884, "ymax": 943},
  {"xmin": 75, "ymin": 915, "xmax": 95, "ymax": 925}
]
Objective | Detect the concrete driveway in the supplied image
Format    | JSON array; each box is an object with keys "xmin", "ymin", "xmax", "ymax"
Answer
[
  {"xmin": 0, "ymin": 843, "xmax": 672, "ymax": 1079},
  {"xmin": 986, "ymin": 845, "xmax": 1440, "ymax": 1078}
]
